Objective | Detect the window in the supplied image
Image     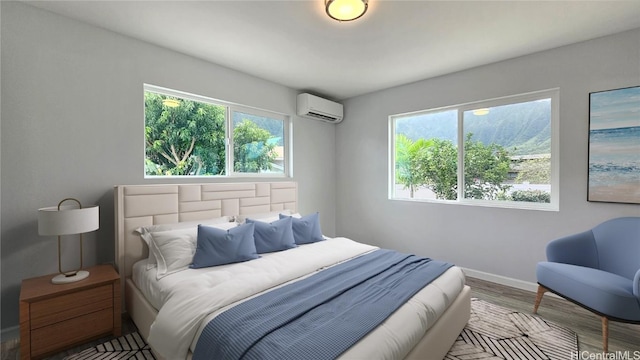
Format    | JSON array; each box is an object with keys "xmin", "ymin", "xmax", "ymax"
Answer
[
  {"xmin": 232, "ymin": 110, "xmax": 285, "ymax": 174},
  {"xmin": 144, "ymin": 85, "xmax": 289, "ymax": 177},
  {"xmin": 390, "ymin": 89, "xmax": 559, "ymax": 210}
]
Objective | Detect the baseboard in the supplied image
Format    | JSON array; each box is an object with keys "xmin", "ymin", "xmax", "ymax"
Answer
[{"xmin": 462, "ymin": 267, "xmax": 559, "ymax": 298}]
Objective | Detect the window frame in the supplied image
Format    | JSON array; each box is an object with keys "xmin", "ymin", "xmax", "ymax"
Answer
[
  {"xmin": 144, "ymin": 84, "xmax": 291, "ymax": 178},
  {"xmin": 389, "ymin": 88, "xmax": 559, "ymax": 211}
]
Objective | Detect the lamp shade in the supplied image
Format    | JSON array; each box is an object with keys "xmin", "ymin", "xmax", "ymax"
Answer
[{"xmin": 38, "ymin": 205, "xmax": 99, "ymax": 236}]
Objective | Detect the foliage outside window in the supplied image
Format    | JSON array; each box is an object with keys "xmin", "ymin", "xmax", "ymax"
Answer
[
  {"xmin": 390, "ymin": 89, "xmax": 559, "ymax": 210},
  {"xmin": 144, "ymin": 85, "xmax": 288, "ymax": 177},
  {"xmin": 232, "ymin": 111, "xmax": 284, "ymax": 174}
]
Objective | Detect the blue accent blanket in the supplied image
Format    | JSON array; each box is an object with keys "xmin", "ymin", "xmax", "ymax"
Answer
[{"xmin": 193, "ymin": 249, "xmax": 453, "ymax": 360}]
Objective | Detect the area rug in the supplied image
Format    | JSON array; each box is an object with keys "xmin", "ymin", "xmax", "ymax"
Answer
[
  {"xmin": 446, "ymin": 298, "xmax": 578, "ymax": 360},
  {"xmin": 63, "ymin": 332, "xmax": 154, "ymax": 360},
  {"xmin": 64, "ymin": 299, "xmax": 577, "ymax": 360}
]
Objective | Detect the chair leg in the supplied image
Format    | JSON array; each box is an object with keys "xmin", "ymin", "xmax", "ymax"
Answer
[
  {"xmin": 602, "ymin": 316, "xmax": 609, "ymax": 353},
  {"xmin": 533, "ymin": 285, "xmax": 547, "ymax": 314}
]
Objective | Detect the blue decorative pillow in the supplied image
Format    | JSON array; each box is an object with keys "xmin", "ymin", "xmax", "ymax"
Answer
[
  {"xmin": 191, "ymin": 223, "xmax": 258, "ymax": 268},
  {"xmin": 280, "ymin": 212, "xmax": 324, "ymax": 245},
  {"xmin": 246, "ymin": 216, "xmax": 296, "ymax": 253}
]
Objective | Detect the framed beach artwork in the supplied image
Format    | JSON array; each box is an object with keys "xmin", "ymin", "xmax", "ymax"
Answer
[{"xmin": 588, "ymin": 85, "xmax": 640, "ymax": 204}]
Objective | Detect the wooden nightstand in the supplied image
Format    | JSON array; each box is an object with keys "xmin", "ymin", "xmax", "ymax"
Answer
[{"xmin": 19, "ymin": 264, "xmax": 121, "ymax": 360}]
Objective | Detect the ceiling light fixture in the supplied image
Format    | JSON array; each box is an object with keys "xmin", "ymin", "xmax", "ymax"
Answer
[{"xmin": 326, "ymin": 0, "xmax": 368, "ymax": 22}]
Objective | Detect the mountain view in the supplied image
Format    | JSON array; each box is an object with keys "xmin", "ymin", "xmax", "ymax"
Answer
[{"xmin": 395, "ymin": 99, "xmax": 551, "ymax": 156}]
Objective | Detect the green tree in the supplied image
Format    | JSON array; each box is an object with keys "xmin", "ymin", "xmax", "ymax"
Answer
[
  {"xmin": 395, "ymin": 135, "xmax": 458, "ymax": 199},
  {"xmin": 233, "ymin": 120, "xmax": 277, "ymax": 173},
  {"xmin": 394, "ymin": 133, "xmax": 511, "ymax": 200},
  {"xmin": 144, "ymin": 92, "xmax": 226, "ymax": 175},
  {"xmin": 395, "ymin": 135, "xmax": 427, "ymax": 198},
  {"xmin": 463, "ymin": 133, "xmax": 511, "ymax": 200},
  {"xmin": 418, "ymin": 138, "xmax": 458, "ymax": 200}
]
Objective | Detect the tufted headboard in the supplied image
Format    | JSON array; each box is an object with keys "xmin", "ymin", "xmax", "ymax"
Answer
[{"xmin": 114, "ymin": 182, "xmax": 297, "ymax": 286}]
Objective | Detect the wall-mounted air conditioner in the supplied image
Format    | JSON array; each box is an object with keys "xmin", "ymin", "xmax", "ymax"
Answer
[{"xmin": 296, "ymin": 93, "xmax": 344, "ymax": 124}]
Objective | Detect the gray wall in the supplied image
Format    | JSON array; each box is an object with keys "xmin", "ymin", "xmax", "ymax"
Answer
[
  {"xmin": 336, "ymin": 28, "xmax": 640, "ymax": 283},
  {"xmin": 0, "ymin": 2, "xmax": 336, "ymax": 333},
  {"xmin": 2, "ymin": 0, "xmax": 639, "ymax": 339}
]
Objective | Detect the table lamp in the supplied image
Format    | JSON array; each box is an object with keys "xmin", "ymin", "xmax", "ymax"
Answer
[{"xmin": 38, "ymin": 198, "xmax": 99, "ymax": 284}]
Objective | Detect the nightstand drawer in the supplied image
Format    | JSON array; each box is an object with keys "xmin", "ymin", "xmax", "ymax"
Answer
[
  {"xmin": 30, "ymin": 284, "xmax": 112, "ymax": 329},
  {"xmin": 20, "ymin": 265, "xmax": 120, "ymax": 360},
  {"xmin": 30, "ymin": 307, "xmax": 113, "ymax": 358}
]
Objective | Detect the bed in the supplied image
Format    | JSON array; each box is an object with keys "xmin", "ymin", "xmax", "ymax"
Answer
[{"xmin": 114, "ymin": 182, "xmax": 470, "ymax": 360}]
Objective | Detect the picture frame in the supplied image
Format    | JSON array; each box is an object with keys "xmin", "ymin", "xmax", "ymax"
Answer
[{"xmin": 588, "ymin": 85, "xmax": 640, "ymax": 204}]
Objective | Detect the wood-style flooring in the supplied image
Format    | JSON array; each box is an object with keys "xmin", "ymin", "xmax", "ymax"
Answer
[{"xmin": 2, "ymin": 276, "xmax": 639, "ymax": 359}]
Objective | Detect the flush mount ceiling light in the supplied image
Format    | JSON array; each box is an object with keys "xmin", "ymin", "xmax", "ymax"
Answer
[{"xmin": 326, "ymin": 0, "xmax": 368, "ymax": 22}]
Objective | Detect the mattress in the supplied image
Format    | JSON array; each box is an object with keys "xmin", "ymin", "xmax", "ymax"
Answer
[{"xmin": 132, "ymin": 237, "xmax": 465, "ymax": 359}]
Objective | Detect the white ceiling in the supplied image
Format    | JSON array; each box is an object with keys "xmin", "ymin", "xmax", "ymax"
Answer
[{"xmin": 25, "ymin": 0, "xmax": 640, "ymax": 100}]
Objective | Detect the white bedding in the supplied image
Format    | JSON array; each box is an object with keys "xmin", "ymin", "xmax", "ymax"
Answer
[{"xmin": 133, "ymin": 237, "xmax": 465, "ymax": 360}]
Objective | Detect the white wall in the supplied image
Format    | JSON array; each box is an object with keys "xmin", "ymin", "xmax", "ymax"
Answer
[
  {"xmin": 0, "ymin": 2, "xmax": 336, "ymax": 333},
  {"xmin": 336, "ymin": 29, "xmax": 640, "ymax": 284}
]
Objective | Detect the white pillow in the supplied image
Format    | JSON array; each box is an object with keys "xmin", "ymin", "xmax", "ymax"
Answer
[
  {"xmin": 149, "ymin": 228, "xmax": 197, "ymax": 280},
  {"xmin": 135, "ymin": 216, "xmax": 232, "ymax": 269},
  {"xmin": 136, "ymin": 216, "xmax": 232, "ymax": 235},
  {"xmin": 149, "ymin": 221, "xmax": 238, "ymax": 280},
  {"xmin": 236, "ymin": 210, "xmax": 291, "ymax": 224},
  {"xmin": 138, "ymin": 231, "xmax": 158, "ymax": 270}
]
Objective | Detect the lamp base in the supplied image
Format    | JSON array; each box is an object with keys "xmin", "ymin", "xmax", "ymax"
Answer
[{"xmin": 51, "ymin": 270, "xmax": 90, "ymax": 284}]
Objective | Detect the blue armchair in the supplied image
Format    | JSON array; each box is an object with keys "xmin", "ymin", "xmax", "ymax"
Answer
[{"xmin": 534, "ymin": 217, "xmax": 640, "ymax": 352}]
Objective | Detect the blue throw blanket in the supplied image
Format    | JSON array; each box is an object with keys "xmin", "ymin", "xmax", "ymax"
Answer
[{"xmin": 193, "ymin": 249, "xmax": 453, "ymax": 360}]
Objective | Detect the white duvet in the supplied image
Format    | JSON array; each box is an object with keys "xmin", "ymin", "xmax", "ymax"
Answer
[{"xmin": 136, "ymin": 237, "xmax": 465, "ymax": 360}]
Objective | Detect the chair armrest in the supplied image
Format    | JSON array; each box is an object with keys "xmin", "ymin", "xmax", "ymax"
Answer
[
  {"xmin": 546, "ymin": 230, "xmax": 599, "ymax": 268},
  {"xmin": 634, "ymin": 269, "xmax": 640, "ymax": 300}
]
